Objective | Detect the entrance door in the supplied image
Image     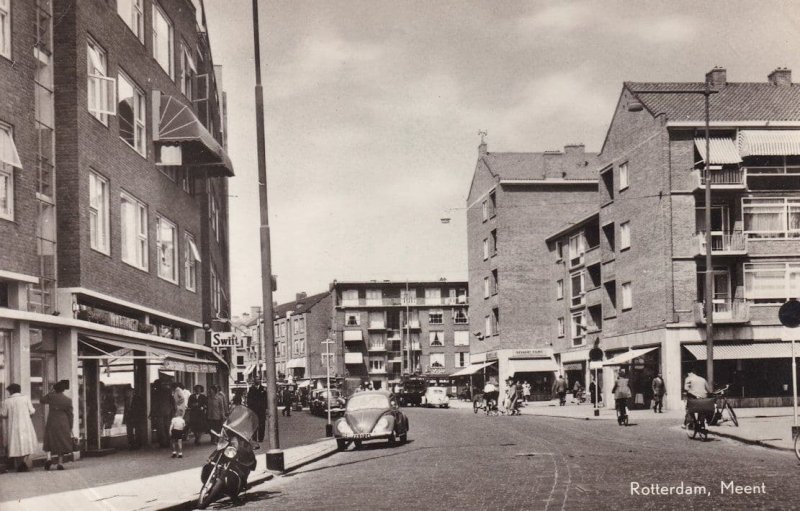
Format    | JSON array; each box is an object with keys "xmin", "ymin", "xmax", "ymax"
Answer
[
  {"xmin": 30, "ymin": 354, "xmax": 56, "ymax": 452},
  {"xmin": 712, "ymin": 271, "xmax": 732, "ymax": 319}
]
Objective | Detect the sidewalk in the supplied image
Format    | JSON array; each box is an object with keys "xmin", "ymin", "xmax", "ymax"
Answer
[
  {"xmin": 0, "ymin": 439, "xmax": 338, "ymax": 511},
  {"xmin": 450, "ymin": 398, "xmax": 799, "ymax": 452}
]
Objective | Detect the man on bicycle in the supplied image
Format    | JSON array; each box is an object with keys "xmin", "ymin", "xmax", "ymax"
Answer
[{"xmin": 684, "ymin": 370, "xmax": 710, "ymax": 399}]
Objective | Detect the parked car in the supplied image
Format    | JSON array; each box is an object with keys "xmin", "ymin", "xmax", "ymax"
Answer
[
  {"xmin": 309, "ymin": 389, "xmax": 345, "ymax": 417},
  {"xmin": 421, "ymin": 386, "xmax": 449, "ymax": 408},
  {"xmin": 334, "ymin": 391, "xmax": 409, "ymax": 450}
]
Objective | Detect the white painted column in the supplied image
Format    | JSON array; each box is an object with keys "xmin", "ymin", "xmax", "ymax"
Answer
[
  {"xmin": 14, "ymin": 321, "xmax": 31, "ymax": 394},
  {"xmin": 662, "ymin": 335, "xmax": 683, "ymax": 411},
  {"xmin": 57, "ymin": 328, "xmax": 79, "ymax": 436}
]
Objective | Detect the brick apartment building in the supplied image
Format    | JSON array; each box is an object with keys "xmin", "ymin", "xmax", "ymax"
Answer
[
  {"xmin": 0, "ymin": 0, "xmax": 232, "ymax": 458},
  {"xmin": 331, "ymin": 280, "xmax": 470, "ymax": 391},
  {"xmin": 474, "ymin": 66, "xmax": 800, "ymax": 411},
  {"xmin": 465, "ymin": 142, "xmax": 599, "ymax": 399}
]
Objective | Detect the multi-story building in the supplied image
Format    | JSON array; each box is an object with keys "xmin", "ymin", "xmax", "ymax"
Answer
[
  {"xmin": 0, "ymin": 0, "xmax": 232, "ymax": 459},
  {"xmin": 331, "ymin": 280, "xmax": 470, "ymax": 391},
  {"xmin": 465, "ymin": 142, "xmax": 599, "ymax": 399},
  {"xmin": 272, "ymin": 291, "xmax": 336, "ymax": 382}
]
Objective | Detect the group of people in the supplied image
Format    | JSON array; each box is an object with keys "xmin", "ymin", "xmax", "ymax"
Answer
[
  {"xmin": 0, "ymin": 381, "xmax": 74, "ymax": 473},
  {"xmin": 551, "ymin": 374, "xmax": 600, "ymax": 406}
]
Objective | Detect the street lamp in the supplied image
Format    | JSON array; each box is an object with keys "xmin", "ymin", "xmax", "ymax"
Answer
[{"xmin": 322, "ymin": 338, "xmax": 335, "ymax": 437}]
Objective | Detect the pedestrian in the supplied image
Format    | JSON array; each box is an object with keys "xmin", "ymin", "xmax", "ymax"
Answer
[
  {"xmin": 41, "ymin": 380, "xmax": 74, "ymax": 471},
  {"xmin": 612, "ymin": 368, "xmax": 632, "ymax": 419},
  {"xmin": 589, "ymin": 376, "xmax": 601, "ymax": 407},
  {"xmin": 187, "ymin": 385, "xmax": 208, "ymax": 445},
  {"xmin": 206, "ymin": 385, "xmax": 226, "ymax": 442},
  {"xmin": 281, "ymin": 386, "xmax": 294, "ymax": 417},
  {"xmin": 552, "ymin": 375, "xmax": 568, "ymax": 406},
  {"xmin": 572, "ymin": 380, "xmax": 583, "ymax": 404},
  {"xmin": 172, "ymin": 382, "xmax": 187, "ymax": 417},
  {"xmin": 0, "ymin": 383, "xmax": 38, "ymax": 472},
  {"xmin": 651, "ymin": 373, "xmax": 666, "ymax": 413},
  {"xmin": 169, "ymin": 410, "xmax": 186, "ymax": 458},
  {"xmin": 100, "ymin": 385, "xmax": 117, "ymax": 433},
  {"xmin": 123, "ymin": 387, "xmax": 146, "ymax": 450},
  {"xmin": 523, "ymin": 381, "xmax": 531, "ymax": 402},
  {"xmin": 246, "ymin": 379, "xmax": 267, "ymax": 442},
  {"xmin": 150, "ymin": 379, "xmax": 174, "ymax": 448}
]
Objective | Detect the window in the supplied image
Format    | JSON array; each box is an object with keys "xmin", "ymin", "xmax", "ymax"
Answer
[
  {"xmin": 620, "ymin": 221, "xmax": 630, "ymax": 250},
  {"xmin": 484, "ymin": 315, "xmax": 492, "ymax": 336},
  {"xmin": 87, "ymin": 38, "xmax": 115, "ymax": 124},
  {"xmin": 571, "ymin": 272, "xmax": 584, "ymax": 307},
  {"xmin": 292, "ymin": 318, "xmax": 299, "ymax": 334},
  {"xmin": 569, "ymin": 233, "xmax": 585, "ymax": 267},
  {"xmin": 621, "ymin": 282, "xmax": 632, "ymax": 310},
  {"xmin": 428, "ymin": 310, "xmax": 443, "ymax": 325},
  {"xmin": 156, "ymin": 216, "xmax": 178, "ymax": 283},
  {"xmin": 482, "ymin": 200, "xmax": 488, "ymax": 221},
  {"xmin": 120, "ymin": 193, "xmax": 148, "ymax": 269},
  {"xmin": 210, "ymin": 266, "xmax": 220, "ymax": 313},
  {"xmin": 181, "ymin": 44, "xmax": 196, "ymax": 99},
  {"xmin": 345, "ymin": 312, "xmax": 360, "ymax": 326},
  {"xmin": 209, "ymin": 193, "xmax": 219, "ymax": 240},
  {"xmin": 368, "ymin": 311, "xmax": 384, "ymax": 329},
  {"xmin": 370, "ymin": 358, "xmax": 385, "ymax": 372},
  {"xmin": 400, "ymin": 288, "xmax": 416, "ymax": 305},
  {"xmin": 744, "ymin": 262, "xmax": 800, "ymax": 301},
  {"xmin": 366, "ymin": 289, "xmax": 382, "ymax": 305},
  {"xmin": 454, "ymin": 352, "xmax": 467, "ymax": 368},
  {"xmin": 342, "ymin": 289, "xmax": 359, "ymax": 305},
  {"xmin": 152, "ymin": 4, "xmax": 174, "ymax": 78},
  {"xmin": 483, "ymin": 239, "xmax": 488, "ymax": 260},
  {"xmin": 429, "ymin": 331, "xmax": 444, "ymax": 346},
  {"xmin": 425, "ymin": 288, "xmax": 441, "ymax": 304},
  {"xmin": 489, "ymin": 190, "xmax": 496, "ymax": 217},
  {"xmin": 555, "ymin": 240, "xmax": 563, "ymax": 261},
  {"xmin": 89, "ymin": 171, "xmax": 110, "ymax": 254},
  {"xmin": 619, "ymin": 162, "xmax": 628, "ymax": 190},
  {"xmin": 184, "ymin": 232, "xmax": 200, "ymax": 292},
  {"xmin": 453, "ymin": 308, "xmax": 468, "ymax": 324},
  {"xmin": 601, "ymin": 167, "xmax": 614, "ymax": 202},
  {"xmin": 490, "ymin": 229, "xmax": 497, "ymax": 255},
  {"xmin": 743, "ymin": 197, "xmax": 800, "ymax": 238},
  {"xmin": 0, "ymin": 122, "xmax": 21, "ymax": 221},
  {"xmin": 454, "ymin": 330, "xmax": 469, "ymax": 346},
  {"xmin": 368, "ymin": 333, "xmax": 384, "ymax": 350},
  {"xmin": 429, "ymin": 353, "xmax": 445, "ymax": 369},
  {"xmin": 557, "ymin": 317, "xmax": 565, "ymax": 337},
  {"xmin": 117, "ymin": 72, "xmax": 146, "ymax": 155},
  {"xmin": 456, "ymin": 288, "xmax": 467, "ymax": 304},
  {"xmin": 556, "ymin": 279, "xmax": 564, "ymax": 300},
  {"xmin": 117, "ymin": 0, "xmax": 144, "ymax": 42},
  {"xmin": 0, "ymin": 0, "xmax": 9, "ymax": 58},
  {"xmin": 492, "ymin": 269, "xmax": 498, "ymax": 295},
  {"xmin": 483, "ymin": 277, "xmax": 490, "ymax": 298},
  {"xmin": 492, "ymin": 308, "xmax": 499, "ymax": 334},
  {"xmin": 571, "ymin": 311, "xmax": 585, "ymax": 346}
]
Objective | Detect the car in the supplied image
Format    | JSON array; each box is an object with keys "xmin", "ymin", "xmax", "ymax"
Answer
[
  {"xmin": 309, "ymin": 389, "xmax": 345, "ymax": 417},
  {"xmin": 421, "ymin": 386, "xmax": 449, "ymax": 408},
  {"xmin": 334, "ymin": 391, "xmax": 409, "ymax": 450}
]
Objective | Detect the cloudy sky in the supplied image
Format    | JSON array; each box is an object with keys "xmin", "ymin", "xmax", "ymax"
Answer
[{"xmin": 203, "ymin": 0, "xmax": 800, "ymax": 313}]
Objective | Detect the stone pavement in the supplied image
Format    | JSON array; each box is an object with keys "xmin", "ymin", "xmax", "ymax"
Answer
[
  {"xmin": 0, "ymin": 439, "xmax": 338, "ymax": 511},
  {"xmin": 449, "ymin": 398, "xmax": 800, "ymax": 451}
]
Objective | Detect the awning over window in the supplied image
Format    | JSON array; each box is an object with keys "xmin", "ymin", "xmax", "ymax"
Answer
[
  {"xmin": 153, "ymin": 91, "xmax": 234, "ymax": 177},
  {"xmin": 739, "ymin": 130, "xmax": 800, "ymax": 157},
  {"xmin": 450, "ymin": 361, "xmax": 495, "ymax": 377},
  {"xmin": 684, "ymin": 342, "xmax": 792, "ymax": 361},
  {"xmin": 286, "ymin": 357, "xmax": 306, "ymax": 369},
  {"xmin": 694, "ymin": 137, "xmax": 742, "ymax": 164},
  {"xmin": 79, "ymin": 335, "xmax": 219, "ymax": 373},
  {"xmin": 0, "ymin": 127, "xmax": 22, "ymax": 169},
  {"xmin": 507, "ymin": 358, "xmax": 559, "ymax": 374},
  {"xmin": 602, "ymin": 347, "xmax": 658, "ymax": 366},
  {"xmin": 343, "ymin": 330, "xmax": 363, "ymax": 342},
  {"xmin": 344, "ymin": 352, "xmax": 363, "ymax": 364}
]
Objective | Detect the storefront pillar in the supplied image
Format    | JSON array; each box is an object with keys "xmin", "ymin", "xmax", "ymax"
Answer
[
  {"xmin": 133, "ymin": 358, "xmax": 151, "ymax": 445},
  {"xmin": 56, "ymin": 328, "xmax": 79, "ymax": 436},
  {"xmin": 602, "ymin": 365, "xmax": 615, "ymax": 408},
  {"xmin": 13, "ymin": 321, "xmax": 31, "ymax": 394},
  {"xmin": 662, "ymin": 337, "xmax": 683, "ymax": 411}
]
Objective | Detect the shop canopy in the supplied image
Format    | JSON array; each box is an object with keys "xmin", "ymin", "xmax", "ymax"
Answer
[
  {"xmin": 78, "ymin": 335, "xmax": 219, "ymax": 373},
  {"xmin": 600, "ymin": 347, "xmax": 659, "ymax": 367},
  {"xmin": 286, "ymin": 358, "xmax": 306, "ymax": 369},
  {"xmin": 244, "ymin": 364, "xmax": 257, "ymax": 376},
  {"xmin": 738, "ymin": 130, "xmax": 800, "ymax": 157},
  {"xmin": 507, "ymin": 358, "xmax": 559, "ymax": 374},
  {"xmin": 684, "ymin": 342, "xmax": 792, "ymax": 361},
  {"xmin": 694, "ymin": 137, "xmax": 742, "ymax": 164},
  {"xmin": 451, "ymin": 361, "xmax": 496, "ymax": 377},
  {"xmin": 153, "ymin": 92, "xmax": 234, "ymax": 177}
]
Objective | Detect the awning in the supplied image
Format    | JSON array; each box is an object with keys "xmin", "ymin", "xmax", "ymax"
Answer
[
  {"xmin": 0, "ymin": 127, "xmax": 22, "ymax": 169},
  {"xmin": 684, "ymin": 342, "xmax": 793, "ymax": 361},
  {"xmin": 244, "ymin": 364, "xmax": 256, "ymax": 376},
  {"xmin": 152, "ymin": 92, "xmax": 234, "ymax": 177},
  {"xmin": 343, "ymin": 330, "xmax": 363, "ymax": 342},
  {"xmin": 695, "ymin": 137, "xmax": 742, "ymax": 164},
  {"xmin": 344, "ymin": 352, "xmax": 363, "ymax": 364},
  {"xmin": 507, "ymin": 358, "xmax": 559, "ymax": 374},
  {"xmin": 559, "ymin": 348, "xmax": 590, "ymax": 364},
  {"xmin": 297, "ymin": 380, "xmax": 311, "ymax": 388},
  {"xmin": 739, "ymin": 130, "xmax": 800, "ymax": 157},
  {"xmin": 286, "ymin": 358, "xmax": 306, "ymax": 369},
  {"xmin": 602, "ymin": 347, "xmax": 658, "ymax": 366},
  {"xmin": 450, "ymin": 361, "xmax": 495, "ymax": 377},
  {"xmin": 79, "ymin": 335, "xmax": 218, "ymax": 373}
]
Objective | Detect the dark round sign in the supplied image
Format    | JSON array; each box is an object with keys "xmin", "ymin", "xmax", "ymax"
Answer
[
  {"xmin": 589, "ymin": 347, "xmax": 604, "ymax": 361},
  {"xmin": 779, "ymin": 299, "xmax": 800, "ymax": 328}
]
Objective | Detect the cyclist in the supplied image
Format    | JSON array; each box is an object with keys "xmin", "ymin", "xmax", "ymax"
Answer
[
  {"xmin": 483, "ymin": 380, "xmax": 499, "ymax": 413},
  {"xmin": 684, "ymin": 370, "xmax": 710, "ymax": 399},
  {"xmin": 612, "ymin": 368, "xmax": 631, "ymax": 425}
]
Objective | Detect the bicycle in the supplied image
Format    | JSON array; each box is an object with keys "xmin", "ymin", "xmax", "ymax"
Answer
[
  {"xmin": 615, "ymin": 398, "xmax": 629, "ymax": 426},
  {"xmin": 473, "ymin": 392, "xmax": 500, "ymax": 416},
  {"xmin": 708, "ymin": 385, "xmax": 738, "ymax": 427}
]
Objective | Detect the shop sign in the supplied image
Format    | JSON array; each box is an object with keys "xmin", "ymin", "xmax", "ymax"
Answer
[
  {"xmin": 486, "ymin": 351, "xmax": 498, "ymax": 361},
  {"xmin": 211, "ymin": 332, "xmax": 240, "ymax": 348},
  {"xmin": 509, "ymin": 348, "xmax": 552, "ymax": 359},
  {"xmin": 427, "ymin": 367, "xmax": 446, "ymax": 374},
  {"xmin": 162, "ymin": 359, "xmax": 217, "ymax": 373}
]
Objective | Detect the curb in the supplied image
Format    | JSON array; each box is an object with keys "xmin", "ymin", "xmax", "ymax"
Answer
[{"xmin": 708, "ymin": 429, "xmax": 794, "ymax": 452}]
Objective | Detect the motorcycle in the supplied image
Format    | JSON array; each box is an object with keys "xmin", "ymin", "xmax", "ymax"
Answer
[{"xmin": 198, "ymin": 405, "xmax": 259, "ymax": 509}]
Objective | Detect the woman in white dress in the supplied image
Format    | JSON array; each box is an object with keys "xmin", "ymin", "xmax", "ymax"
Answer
[{"xmin": 1, "ymin": 383, "xmax": 39, "ymax": 472}]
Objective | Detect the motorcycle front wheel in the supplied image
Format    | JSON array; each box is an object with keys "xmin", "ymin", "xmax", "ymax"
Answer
[{"xmin": 198, "ymin": 475, "xmax": 224, "ymax": 509}]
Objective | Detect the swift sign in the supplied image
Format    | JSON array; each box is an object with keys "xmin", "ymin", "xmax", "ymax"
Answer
[{"xmin": 210, "ymin": 332, "xmax": 241, "ymax": 349}]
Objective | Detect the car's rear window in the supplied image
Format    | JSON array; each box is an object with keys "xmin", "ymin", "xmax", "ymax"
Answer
[{"xmin": 347, "ymin": 394, "xmax": 390, "ymax": 411}]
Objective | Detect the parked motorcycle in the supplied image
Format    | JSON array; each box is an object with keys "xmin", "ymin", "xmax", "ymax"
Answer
[{"xmin": 198, "ymin": 405, "xmax": 259, "ymax": 509}]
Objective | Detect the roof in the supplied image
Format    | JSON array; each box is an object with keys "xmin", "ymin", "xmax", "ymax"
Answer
[
  {"xmin": 273, "ymin": 291, "xmax": 330, "ymax": 320},
  {"xmin": 627, "ymin": 82, "xmax": 800, "ymax": 122},
  {"xmin": 546, "ymin": 211, "xmax": 600, "ymax": 242},
  {"xmin": 482, "ymin": 149, "xmax": 600, "ymax": 181}
]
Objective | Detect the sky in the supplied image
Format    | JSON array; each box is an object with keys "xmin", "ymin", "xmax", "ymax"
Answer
[{"xmin": 202, "ymin": 0, "xmax": 800, "ymax": 314}]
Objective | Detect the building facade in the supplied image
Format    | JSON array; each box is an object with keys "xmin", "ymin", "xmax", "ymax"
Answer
[
  {"xmin": 0, "ymin": 0, "xmax": 232, "ymax": 460},
  {"xmin": 272, "ymin": 291, "xmax": 336, "ymax": 382},
  {"xmin": 331, "ymin": 280, "xmax": 470, "ymax": 390}
]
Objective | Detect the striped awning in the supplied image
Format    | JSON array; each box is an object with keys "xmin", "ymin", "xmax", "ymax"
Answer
[
  {"xmin": 685, "ymin": 342, "xmax": 793, "ymax": 361},
  {"xmin": 738, "ymin": 130, "xmax": 800, "ymax": 157},
  {"xmin": 694, "ymin": 137, "xmax": 742, "ymax": 164},
  {"xmin": 602, "ymin": 347, "xmax": 658, "ymax": 366}
]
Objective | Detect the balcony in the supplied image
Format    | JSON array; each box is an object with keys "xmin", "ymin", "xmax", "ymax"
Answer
[
  {"xmin": 693, "ymin": 299, "xmax": 750, "ymax": 324},
  {"xmin": 697, "ymin": 231, "xmax": 746, "ymax": 255},
  {"xmin": 368, "ymin": 344, "xmax": 387, "ymax": 352},
  {"xmin": 584, "ymin": 286, "xmax": 603, "ymax": 308},
  {"xmin": 696, "ymin": 168, "xmax": 746, "ymax": 189},
  {"xmin": 367, "ymin": 322, "xmax": 386, "ymax": 330},
  {"xmin": 584, "ymin": 245, "xmax": 601, "ymax": 267},
  {"xmin": 339, "ymin": 296, "xmax": 468, "ymax": 307}
]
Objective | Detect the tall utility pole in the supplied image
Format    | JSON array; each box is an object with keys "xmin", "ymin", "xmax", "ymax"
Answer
[
  {"xmin": 405, "ymin": 280, "xmax": 411, "ymax": 374},
  {"xmin": 251, "ymin": 0, "xmax": 279, "ymax": 451}
]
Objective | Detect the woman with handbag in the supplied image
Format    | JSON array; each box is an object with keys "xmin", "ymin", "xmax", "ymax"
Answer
[
  {"xmin": 41, "ymin": 380, "xmax": 74, "ymax": 470},
  {"xmin": 0, "ymin": 383, "xmax": 38, "ymax": 472}
]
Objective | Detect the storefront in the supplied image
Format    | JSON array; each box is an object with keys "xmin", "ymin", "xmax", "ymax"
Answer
[
  {"xmin": 452, "ymin": 361, "xmax": 497, "ymax": 399},
  {"xmin": 559, "ymin": 348, "xmax": 591, "ymax": 394},
  {"xmin": 472, "ymin": 348, "xmax": 558, "ymax": 401},
  {"xmin": 601, "ymin": 346, "xmax": 661, "ymax": 410}
]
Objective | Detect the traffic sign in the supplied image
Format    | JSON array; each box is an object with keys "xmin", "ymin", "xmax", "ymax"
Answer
[
  {"xmin": 779, "ymin": 300, "xmax": 800, "ymax": 328},
  {"xmin": 211, "ymin": 331, "xmax": 240, "ymax": 348}
]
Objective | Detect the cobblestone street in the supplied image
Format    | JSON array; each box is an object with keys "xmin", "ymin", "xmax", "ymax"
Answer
[{"xmin": 223, "ymin": 407, "xmax": 800, "ymax": 511}]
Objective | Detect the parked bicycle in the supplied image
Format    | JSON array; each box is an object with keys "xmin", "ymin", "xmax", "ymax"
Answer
[{"xmin": 684, "ymin": 384, "xmax": 738, "ymax": 441}]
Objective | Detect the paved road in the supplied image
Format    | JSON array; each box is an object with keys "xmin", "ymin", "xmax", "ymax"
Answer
[{"xmin": 219, "ymin": 407, "xmax": 800, "ymax": 511}]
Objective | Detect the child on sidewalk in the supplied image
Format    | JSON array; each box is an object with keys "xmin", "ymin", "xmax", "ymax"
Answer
[{"xmin": 169, "ymin": 411, "xmax": 186, "ymax": 458}]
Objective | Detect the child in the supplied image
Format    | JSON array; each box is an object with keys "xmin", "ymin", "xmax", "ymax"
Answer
[{"xmin": 169, "ymin": 411, "xmax": 186, "ymax": 458}]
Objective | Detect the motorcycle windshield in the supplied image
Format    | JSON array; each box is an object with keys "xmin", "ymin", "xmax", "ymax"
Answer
[{"xmin": 224, "ymin": 405, "xmax": 259, "ymax": 440}]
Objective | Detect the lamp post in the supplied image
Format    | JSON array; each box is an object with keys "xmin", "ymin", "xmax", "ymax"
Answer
[{"xmin": 322, "ymin": 339, "xmax": 335, "ymax": 436}]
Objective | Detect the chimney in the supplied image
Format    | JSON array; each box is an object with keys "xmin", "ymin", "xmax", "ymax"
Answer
[
  {"xmin": 295, "ymin": 292, "xmax": 307, "ymax": 301},
  {"xmin": 543, "ymin": 150, "xmax": 562, "ymax": 179},
  {"xmin": 478, "ymin": 131, "xmax": 487, "ymax": 156},
  {"xmin": 564, "ymin": 144, "xmax": 584, "ymax": 158},
  {"xmin": 250, "ymin": 306, "xmax": 261, "ymax": 318},
  {"xmin": 705, "ymin": 66, "xmax": 727, "ymax": 87},
  {"xmin": 768, "ymin": 67, "xmax": 792, "ymax": 86}
]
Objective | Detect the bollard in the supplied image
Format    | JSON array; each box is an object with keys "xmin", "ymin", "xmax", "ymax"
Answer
[
  {"xmin": 266, "ymin": 449, "xmax": 284, "ymax": 472},
  {"xmin": 594, "ymin": 409, "xmax": 600, "ymax": 417},
  {"xmin": 325, "ymin": 424, "xmax": 333, "ymax": 437}
]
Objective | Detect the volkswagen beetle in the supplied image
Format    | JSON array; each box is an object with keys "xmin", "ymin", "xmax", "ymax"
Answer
[{"xmin": 334, "ymin": 391, "xmax": 409, "ymax": 450}]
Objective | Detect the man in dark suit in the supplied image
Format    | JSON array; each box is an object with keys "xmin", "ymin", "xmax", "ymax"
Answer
[
  {"xmin": 149, "ymin": 379, "xmax": 174, "ymax": 448},
  {"xmin": 123, "ymin": 387, "xmax": 146, "ymax": 449},
  {"xmin": 246, "ymin": 379, "xmax": 267, "ymax": 441}
]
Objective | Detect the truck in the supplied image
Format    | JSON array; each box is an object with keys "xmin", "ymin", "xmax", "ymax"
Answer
[{"xmin": 397, "ymin": 376, "xmax": 427, "ymax": 407}]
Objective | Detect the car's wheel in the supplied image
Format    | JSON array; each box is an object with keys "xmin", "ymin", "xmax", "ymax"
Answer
[
  {"xmin": 388, "ymin": 433, "xmax": 397, "ymax": 446},
  {"xmin": 399, "ymin": 433, "xmax": 407, "ymax": 444},
  {"xmin": 336, "ymin": 439, "xmax": 347, "ymax": 451}
]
